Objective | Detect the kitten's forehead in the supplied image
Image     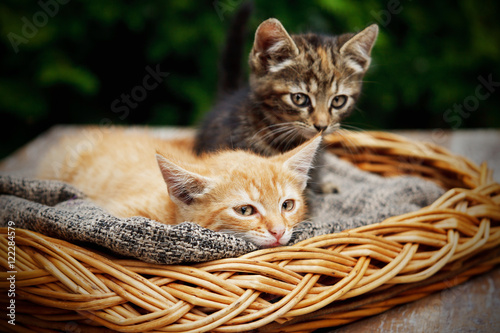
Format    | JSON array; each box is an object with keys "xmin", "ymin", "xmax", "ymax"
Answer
[
  {"xmin": 294, "ymin": 35, "xmax": 337, "ymax": 71},
  {"xmin": 224, "ymin": 162, "xmax": 301, "ymax": 199},
  {"xmin": 267, "ymin": 34, "xmax": 362, "ymax": 95}
]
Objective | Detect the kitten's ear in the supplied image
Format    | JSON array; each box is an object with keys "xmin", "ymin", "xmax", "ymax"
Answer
[
  {"xmin": 281, "ymin": 136, "xmax": 322, "ymax": 190},
  {"xmin": 339, "ymin": 24, "xmax": 378, "ymax": 73},
  {"xmin": 156, "ymin": 154, "xmax": 211, "ymax": 205},
  {"xmin": 251, "ymin": 18, "xmax": 299, "ymax": 73}
]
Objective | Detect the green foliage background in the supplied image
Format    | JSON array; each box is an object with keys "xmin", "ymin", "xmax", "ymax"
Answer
[{"xmin": 1, "ymin": 0, "xmax": 499, "ymax": 158}]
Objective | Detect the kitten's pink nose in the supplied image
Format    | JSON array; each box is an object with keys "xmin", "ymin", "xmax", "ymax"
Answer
[{"xmin": 270, "ymin": 228, "xmax": 285, "ymax": 241}]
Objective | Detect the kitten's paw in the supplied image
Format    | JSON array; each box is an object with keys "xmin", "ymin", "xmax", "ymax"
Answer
[
  {"xmin": 308, "ymin": 181, "xmax": 339, "ymax": 194},
  {"xmin": 319, "ymin": 182, "xmax": 340, "ymax": 194}
]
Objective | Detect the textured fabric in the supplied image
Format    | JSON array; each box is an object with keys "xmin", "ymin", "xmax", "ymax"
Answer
[
  {"xmin": 0, "ymin": 176, "xmax": 258, "ymax": 264},
  {"xmin": 290, "ymin": 153, "xmax": 445, "ymax": 243},
  {"xmin": 0, "ymin": 152, "xmax": 444, "ymax": 264}
]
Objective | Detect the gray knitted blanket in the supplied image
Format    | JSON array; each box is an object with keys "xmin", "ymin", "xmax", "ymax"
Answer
[{"xmin": 0, "ymin": 152, "xmax": 444, "ymax": 264}]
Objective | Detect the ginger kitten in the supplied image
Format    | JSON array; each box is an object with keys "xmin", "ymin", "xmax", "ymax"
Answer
[
  {"xmin": 195, "ymin": 17, "xmax": 378, "ymax": 192},
  {"xmin": 37, "ymin": 128, "xmax": 321, "ymax": 248}
]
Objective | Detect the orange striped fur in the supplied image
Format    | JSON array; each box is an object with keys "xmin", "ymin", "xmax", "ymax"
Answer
[{"xmin": 37, "ymin": 127, "xmax": 321, "ymax": 247}]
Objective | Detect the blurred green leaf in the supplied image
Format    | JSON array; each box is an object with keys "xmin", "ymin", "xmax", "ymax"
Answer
[{"xmin": 38, "ymin": 63, "xmax": 99, "ymax": 95}]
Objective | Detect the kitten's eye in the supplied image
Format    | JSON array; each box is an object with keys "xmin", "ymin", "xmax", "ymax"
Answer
[
  {"xmin": 332, "ymin": 95, "xmax": 347, "ymax": 109},
  {"xmin": 290, "ymin": 93, "xmax": 310, "ymax": 107},
  {"xmin": 282, "ymin": 199, "xmax": 295, "ymax": 212},
  {"xmin": 234, "ymin": 205, "xmax": 256, "ymax": 216}
]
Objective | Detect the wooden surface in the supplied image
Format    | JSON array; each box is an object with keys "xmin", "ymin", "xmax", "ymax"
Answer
[
  {"xmin": 326, "ymin": 129, "xmax": 500, "ymax": 333},
  {"xmin": 328, "ymin": 268, "xmax": 500, "ymax": 332}
]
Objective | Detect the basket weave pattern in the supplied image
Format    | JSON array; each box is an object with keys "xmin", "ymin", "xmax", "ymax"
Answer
[{"xmin": 1, "ymin": 131, "xmax": 499, "ymax": 333}]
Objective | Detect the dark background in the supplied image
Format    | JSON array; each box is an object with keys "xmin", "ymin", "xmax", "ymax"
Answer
[{"xmin": 1, "ymin": 0, "xmax": 499, "ymax": 159}]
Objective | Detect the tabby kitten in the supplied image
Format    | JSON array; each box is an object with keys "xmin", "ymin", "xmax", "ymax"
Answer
[
  {"xmin": 37, "ymin": 128, "xmax": 321, "ymax": 248},
  {"xmin": 195, "ymin": 17, "xmax": 378, "ymax": 192}
]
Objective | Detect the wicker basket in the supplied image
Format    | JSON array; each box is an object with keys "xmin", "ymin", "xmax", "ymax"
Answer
[{"xmin": 1, "ymin": 131, "xmax": 499, "ymax": 333}]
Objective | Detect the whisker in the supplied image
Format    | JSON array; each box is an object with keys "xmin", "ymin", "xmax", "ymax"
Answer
[
  {"xmin": 259, "ymin": 124, "xmax": 297, "ymax": 143},
  {"xmin": 282, "ymin": 128, "xmax": 302, "ymax": 152},
  {"xmin": 270, "ymin": 127, "xmax": 296, "ymax": 150},
  {"xmin": 276, "ymin": 127, "xmax": 294, "ymax": 149},
  {"xmin": 340, "ymin": 122, "xmax": 378, "ymax": 156},
  {"xmin": 340, "ymin": 124, "xmax": 365, "ymax": 132},
  {"xmin": 335, "ymin": 128, "xmax": 365, "ymax": 156},
  {"xmin": 249, "ymin": 122, "xmax": 297, "ymax": 144},
  {"xmin": 250, "ymin": 123, "xmax": 287, "ymax": 140}
]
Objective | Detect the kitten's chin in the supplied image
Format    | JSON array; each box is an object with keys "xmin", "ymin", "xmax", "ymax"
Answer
[
  {"xmin": 261, "ymin": 241, "xmax": 293, "ymax": 248},
  {"xmin": 260, "ymin": 240, "xmax": 282, "ymax": 248}
]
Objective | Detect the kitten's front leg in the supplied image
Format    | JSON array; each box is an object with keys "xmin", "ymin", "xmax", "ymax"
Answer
[{"xmin": 308, "ymin": 150, "xmax": 339, "ymax": 194}]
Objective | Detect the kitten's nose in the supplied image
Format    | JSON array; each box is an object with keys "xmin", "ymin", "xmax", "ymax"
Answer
[
  {"xmin": 270, "ymin": 228, "xmax": 285, "ymax": 241},
  {"xmin": 314, "ymin": 124, "xmax": 328, "ymax": 133}
]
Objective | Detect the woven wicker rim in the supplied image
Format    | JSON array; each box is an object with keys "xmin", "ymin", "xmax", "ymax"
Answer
[{"xmin": 1, "ymin": 131, "xmax": 499, "ymax": 333}]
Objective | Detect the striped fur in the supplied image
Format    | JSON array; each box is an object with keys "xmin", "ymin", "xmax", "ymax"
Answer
[
  {"xmin": 36, "ymin": 128, "xmax": 321, "ymax": 248},
  {"xmin": 195, "ymin": 19, "xmax": 378, "ymax": 158}
]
